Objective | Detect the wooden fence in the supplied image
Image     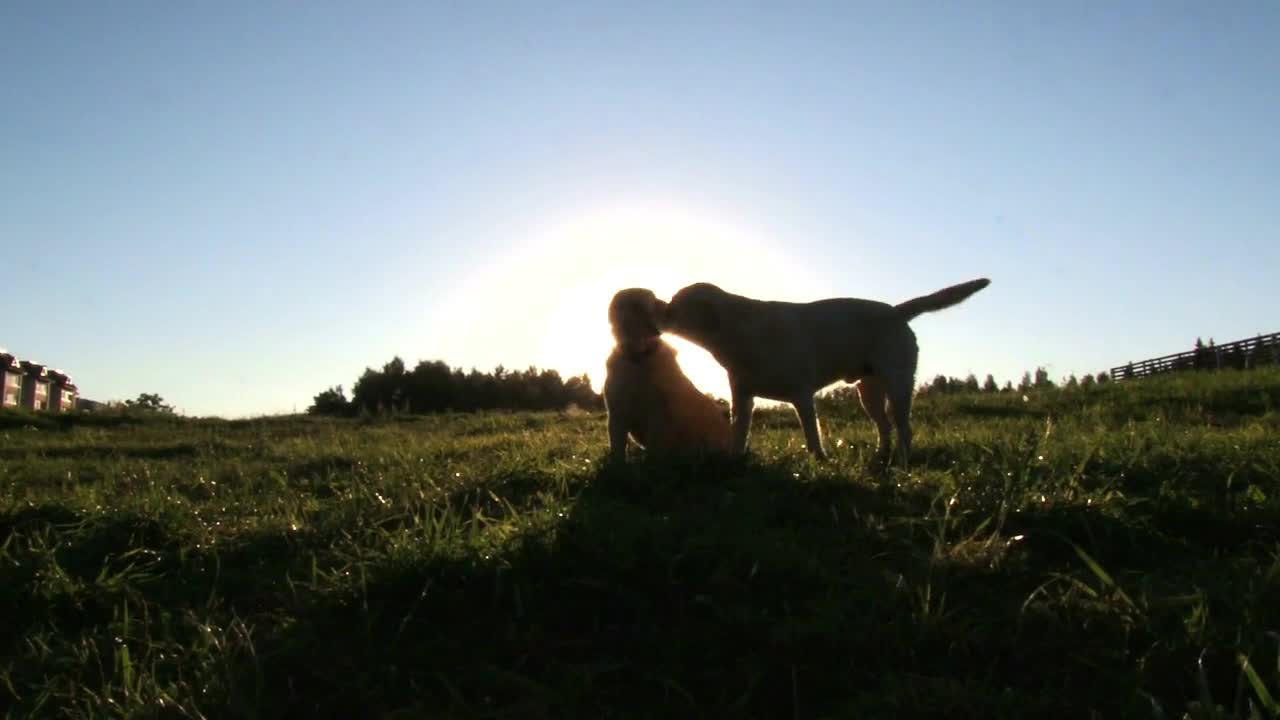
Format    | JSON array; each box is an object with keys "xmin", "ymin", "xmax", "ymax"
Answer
[{"xmin": 1110, "ymin": 332, "xmax": 1280, "ymax": 381}]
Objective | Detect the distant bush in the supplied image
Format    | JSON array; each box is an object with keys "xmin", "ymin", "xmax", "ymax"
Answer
[
  {"xmin": 309, "ymin": 385, "xmax": 352, "ymax": 416},
  {"xmin": 123, "ymin": 392, "xmax": 176, "ymax": 414}
]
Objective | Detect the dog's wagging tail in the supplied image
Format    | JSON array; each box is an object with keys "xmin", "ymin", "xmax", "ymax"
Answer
[{"xmin": 894, "ymin": 278, "xmax": 991, "ymax": 322}]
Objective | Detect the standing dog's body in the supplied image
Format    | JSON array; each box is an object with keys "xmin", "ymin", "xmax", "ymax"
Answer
[
  {"xmin": 603, "ymin": 288, "xmax": 732, "ymax": 462},
  {"xmin": 660, "ymin": 278, "xmax": 990, "ymax": 466}
]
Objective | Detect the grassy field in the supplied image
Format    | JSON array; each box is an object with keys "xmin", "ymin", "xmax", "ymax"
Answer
[{"xmin": 3, "ymin": 369, "xmax": 1280, "ymax": 719}]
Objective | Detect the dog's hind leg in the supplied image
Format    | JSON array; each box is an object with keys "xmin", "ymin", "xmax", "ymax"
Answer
[
  {"xmin": 792, "ymin": 394, "xmax": 829, "ymax": 460},
  {"xmin": 855, "ymin": 377, "xmax": 892, "ymax": 465},
  {"xmin": 878, "ymin": 328, "xmax": 919, "ymax": 469},
  {"xmin": 886, "ymin": 378, "xmax": 914, "ymax": 468}
]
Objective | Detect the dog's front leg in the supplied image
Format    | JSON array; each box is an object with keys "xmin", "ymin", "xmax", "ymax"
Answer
[
  {"xmin": 792, "ymin": 394, "xmax": 830, "ymax": 461},
  {"xmin": 729, "ymin": 384, "xmax": 755, "ymax": 455},
  {"xmin": 607, "ymin": 408, "xmax": 631, "ymax": 463}
]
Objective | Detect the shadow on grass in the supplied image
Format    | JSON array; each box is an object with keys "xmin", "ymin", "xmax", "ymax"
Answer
[
  {"xmin": 5, "ymin": 454, "xmax": 1277, "ymax": 718},
  {"xmin": 239, "ymin": 456, "xmax": 1169, "ymax": 719}
]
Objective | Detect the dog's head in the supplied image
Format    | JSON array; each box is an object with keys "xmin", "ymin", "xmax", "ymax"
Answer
[
  {"xmin": 660, "ymin": 282, "xmax": 726, "ymax": 345},
  {"xmin": 608, "ymin": 288, "xmax": 667, "ymax": 351}
]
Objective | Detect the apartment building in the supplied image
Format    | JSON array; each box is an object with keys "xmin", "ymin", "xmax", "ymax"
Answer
[
  {"xmin": 20, "ymin": 361, "xmax": 51, "ymax": 411},
  {"xmin": 1, "ymin": 353, "xmax": 23, "ymax": 408},
  {"xmin": 0, "ymin": 349, "xmax": 82, "ymax": 413},
  {"xmin": 47, "ymin": 370, "xmax": 78, "ymax": 412}
]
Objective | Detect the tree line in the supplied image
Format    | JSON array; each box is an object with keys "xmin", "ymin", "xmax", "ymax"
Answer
[
  {"xmin": 310, "ymin": 353, "xmax": 1123, "ymax": 418},
  {"xmin": 911, "ymin": 367, "xmax": 1113, "ymax": 397},
  {"xmin": 318, "ymin": 333, "xmax": 1268, "ymax": 416},
  {"xmin": 309, "ymin": 356, "xmax": 603, "ymax": 416}
]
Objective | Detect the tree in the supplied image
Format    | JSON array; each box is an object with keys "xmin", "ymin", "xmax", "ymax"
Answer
[
  {"xmin": 982, "ymin": 374, "xmax": 998, "ymax": 393},
  {"xmin": 1096, "ymin": 371, "xmax": 1110, "ymax": 384},
  {"xmin": 563, "ymin": 373, "xmax": 603, "ymax": 410},
  {"xmin": 407, "ymin": 360, "xmax": 455, "ymax": 412},
  {"xmin": 1033, "ymin": 367, "xmax": 1054, "ymax": 389},
  {"xmin": 124, "ymin": 393, "xmax": 174, "ymax": 414},
  {"xmin": 309, "ymin": 385, "xmax": 351, "ymax": 416},
  {"xmin": 963, "ymin": 373, "xmax": 980, "ymax": 393},
  {"xmin": 1017, "ymin": 371, "xmax": 1033, "ymax": 392},
  {"xmin": 1065, "ymin": 374, "xmax": 1079, "ymax": 389},
  {"xmin": 1194, "ymin": 337, "xmax": 1213, "ymax": 370},
  {"xmin": 351, "ymin": 367, "xmax": 388, "ymax": 414},
  {"xmin": 1080, "ymin": 373, "xmax": 1096, "ymax": 388}
]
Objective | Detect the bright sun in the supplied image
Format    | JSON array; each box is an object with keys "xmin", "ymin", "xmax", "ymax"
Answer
[{"xmin": 429, "ymin": 202, "xmax": 834, "ymax": 402}]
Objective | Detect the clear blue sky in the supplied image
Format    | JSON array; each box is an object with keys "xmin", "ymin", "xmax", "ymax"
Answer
[{"xmin": 3, "ymin": 3, "xmax": 1277, "ymax": 417}]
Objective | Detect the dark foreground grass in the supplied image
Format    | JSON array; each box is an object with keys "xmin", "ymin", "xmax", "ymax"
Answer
[{"xmin": 2, "ymin": 369, "xmax": 1280, "ymax": 718}]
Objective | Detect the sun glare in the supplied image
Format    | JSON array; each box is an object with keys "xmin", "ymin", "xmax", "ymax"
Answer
[{"xmin": 429, "ymin": 203, "xmax": 833, "ymax": 402}]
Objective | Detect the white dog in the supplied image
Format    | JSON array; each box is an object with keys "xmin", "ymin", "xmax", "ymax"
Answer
[{"xmin": 659, "ymin": 278, "xmax": 990, "ymax": 466}]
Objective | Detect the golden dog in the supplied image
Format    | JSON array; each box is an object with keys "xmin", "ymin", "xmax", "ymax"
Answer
[
  {"xmin": 659, "ymin": 278, "xmax": 991, "ymax": 466},
  {"xmin": 603, "ymin": 288, "xmax": 732, "ymax": 462}
]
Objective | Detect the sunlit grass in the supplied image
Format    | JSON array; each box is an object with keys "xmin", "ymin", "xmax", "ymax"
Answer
[{"xmin": 2, "ymin": 368, "xmax": 1280, "ymax": 717}]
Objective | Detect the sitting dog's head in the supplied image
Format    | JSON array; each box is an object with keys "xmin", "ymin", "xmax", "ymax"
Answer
[
  {"xmin": 609, "ymin": 288, "xmax": 667, "ymax": 353},
  {"xmin": 660, "ymin": 282, "xmax": 727, "ymax": 345}
]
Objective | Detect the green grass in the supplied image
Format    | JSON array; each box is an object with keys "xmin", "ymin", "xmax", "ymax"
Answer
[{"xmin": 3, "ymin": 369, "xmax": 1280, "ymax": 719}]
